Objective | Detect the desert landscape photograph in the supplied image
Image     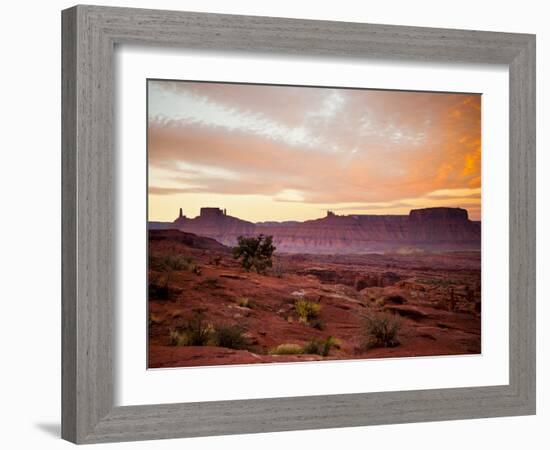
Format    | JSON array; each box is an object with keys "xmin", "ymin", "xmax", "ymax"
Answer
[{"xmin": 147, "ymin": 80, "xmax": 482, "ymax": 368}]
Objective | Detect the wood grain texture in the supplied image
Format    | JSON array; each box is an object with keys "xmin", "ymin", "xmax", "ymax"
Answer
[
  {"xmin": 62, "ymin": 5, "xmax": 114, "ymax": 442},
  {"xmin": 508, "ymin": 36, "xmax": 536, "ymax": 408},
  {"xmin": 61, "ymin": 4, "xmax": 536, "ymax": 444},
  {"xmin": 61, "ymin": 7, "xmax": 77, "ymax": 443}
]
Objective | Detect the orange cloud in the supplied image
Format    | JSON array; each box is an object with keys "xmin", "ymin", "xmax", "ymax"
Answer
[{"xmin": 148, "ymin": 81, "xmax": 481, "ymax": 221}]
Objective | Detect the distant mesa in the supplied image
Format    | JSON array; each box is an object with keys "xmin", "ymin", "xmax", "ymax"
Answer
[
  {"xmin": 409, "ymin": 206, "xmax": 468, "ymax": 222},
  {"xmin": 149, "ymin": 206, "xmax": 481, "ymax": 254}
]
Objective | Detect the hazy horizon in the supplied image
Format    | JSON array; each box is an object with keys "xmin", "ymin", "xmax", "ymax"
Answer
[
  {"xmin": 149, "ymin": 205, "xmax": 481, "ymax": 224},
  {"xmin": 148, "ymin": 81, "xmax": 481, "ymax": 222}
]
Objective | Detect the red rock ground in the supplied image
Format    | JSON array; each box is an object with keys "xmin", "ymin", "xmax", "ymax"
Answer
[{"xmin": 148, "ymin": 230, "xmax": 481, "ymax": 368}]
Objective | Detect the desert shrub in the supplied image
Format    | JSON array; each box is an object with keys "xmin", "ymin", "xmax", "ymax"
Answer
[
  {"xmin": 171, "ymin": 309, "xmax": 213, "ymax": 346},
  {"xmin": 148, "ymin": 273, "xmax": 172, "ymax": 300},
  {"xmin": 270, "ymin": 343, "xmax": 304, "ymax": 355},
  {"xmin": 168, "ymin": 329, "xmax": 189, "ymax": 346},
  {"xmin": 236, "ymin": 296, "xmax": 251, "ymax": 308},
  {"xmin": 309, "ymin": 318, "xmax": 325, "ymax": 330},
  {"xmin": 303, "ymin": 336, "xmax": 339, "ymax": 357},
  {"xmin": 301, "ymin": 339, "xmax": 321, "ymax": 355},
  {"xmin": 362, "ymin": 312, "xmax": 401, "ymax": 349},
  {"xmin": 294, "ymin": 298, "xmax": 321, "ymax": 324},
  {"xmin": 151, "ymin": 254, "xmax": 196, "ymax": 272},
  {"xmin": 232, "ymin": 234, "xmax": 276, "ymax": 274},
  {"xmin": 212, "ymin": 324, "xmax": 250, "ymax": 350},
  {"xmin": 169, "ymin": 312, "xmax": 251, "ymax": 349}
]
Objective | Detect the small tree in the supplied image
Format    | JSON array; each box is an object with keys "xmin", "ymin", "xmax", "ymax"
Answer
[{"xmin": 232, "ymin": 234, "xmax": 276, "ymax": 274}]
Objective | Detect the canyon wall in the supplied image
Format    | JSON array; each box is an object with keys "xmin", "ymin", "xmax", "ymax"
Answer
[{"xmin": 152, "ymin": 207, "xmax": 480, "ymax": 254}]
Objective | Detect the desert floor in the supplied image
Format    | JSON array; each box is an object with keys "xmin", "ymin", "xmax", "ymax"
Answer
[{"xmin": 148, "ymin": 230, "xmax": 481, "ymax": 368}]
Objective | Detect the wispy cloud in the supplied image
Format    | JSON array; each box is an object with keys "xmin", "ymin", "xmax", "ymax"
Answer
[
  {"xmin": 149, "ymin": 82, "xmax": 321, "ymax": 149},
  {"xmin": 148, "ymin": 81, "xmax": 481, "ymax": 221}
]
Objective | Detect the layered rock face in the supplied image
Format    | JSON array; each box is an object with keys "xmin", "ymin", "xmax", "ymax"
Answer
[
  {"xmin": 171, "ymin": 207, "xmax": 256, "ymax": 246},
  {"xmin": 256, "ymin": 214, "xmax": 410, "ymax": 253},
  {"xmin": 408, "ymin": 207, "xmax": 478, "ymax": 242},
  {"xmin": 156, "ymin": 206, "xmax": 480, "ymax": 254}
]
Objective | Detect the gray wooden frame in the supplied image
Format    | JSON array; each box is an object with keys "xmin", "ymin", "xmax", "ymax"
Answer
[{"xmin": 61, "ymin": 4, "xmax": 536, "ymax": 444}]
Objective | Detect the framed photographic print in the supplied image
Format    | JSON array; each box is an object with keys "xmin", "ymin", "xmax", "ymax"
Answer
[
  {"xmin": 146, "ymin": 80, "xmax": 484, "ymax": 368},
  {"xmin": 62, "ymin": 5, "xmax": 536, "ymax": 444}
]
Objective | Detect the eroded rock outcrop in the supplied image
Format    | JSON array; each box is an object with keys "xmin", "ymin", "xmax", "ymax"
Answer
[{"xmin": 155, "ymin": 206, "xmax": 480, "ymax": 254}]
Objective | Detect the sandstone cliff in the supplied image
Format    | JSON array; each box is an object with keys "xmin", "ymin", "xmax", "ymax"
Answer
[{"xmin": 151, "ymin": 206, "xmax": 480, "ymax": 254}]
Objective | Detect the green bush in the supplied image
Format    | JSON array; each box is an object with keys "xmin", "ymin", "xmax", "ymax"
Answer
[
  {"xmin": 270, "ymin": 343, "xmax": 304, "ymax": 355},
  {"xmin": 169, "ymin": 309, "xmax": 213, "ymax": 346},
  {"xmin": 309, "ymin": 319, "xmax": 325, "ymax": 330},
  {"xmin": 301, "ymin": 340, "xmax": 320, "ymax": 355},
  {"xmin": 302, "ymin": 336, "xmax": 339, "ymax": 357},
  {"xmin": 168, "ymin": 329, "xmax": 189, "ymax": 346},
  {"xmin": 270, "ymin": 336, "xmax": 339, "ymax": 357},
  {"xmin": 212, "ymin": 324, "xmax": 250, "ymax": 350},
  {"xmin": 148, "ymin": 273, "xmax": 173, "ymax": 300},
  {"xmin": 232, "ymin": 234, "xmax": 276, "ymax": 274},
  {"xmin": 294, "ymin": 298, "xmax": 321, "ymax": 324},
  {"xmin": 168, "ymin": 308, "xmax": 255, "ymax": 350},
  {"xmin": 362, "ymin": 311, "xmax": 401, "ymax": 349},
  {"xmin": 150, "ymin": 254, "xmax": 196, "ymax": 272}
]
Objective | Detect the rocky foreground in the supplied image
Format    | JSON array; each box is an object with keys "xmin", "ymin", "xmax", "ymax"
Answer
[{"xmin": 148, "ymin": 230, "xmax": 481, "ymax": 368}]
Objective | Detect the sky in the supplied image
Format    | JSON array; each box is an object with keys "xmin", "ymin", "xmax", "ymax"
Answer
[{"xmin": 148, "ymin": 80, "xmax": 481, "ymax": 222}]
